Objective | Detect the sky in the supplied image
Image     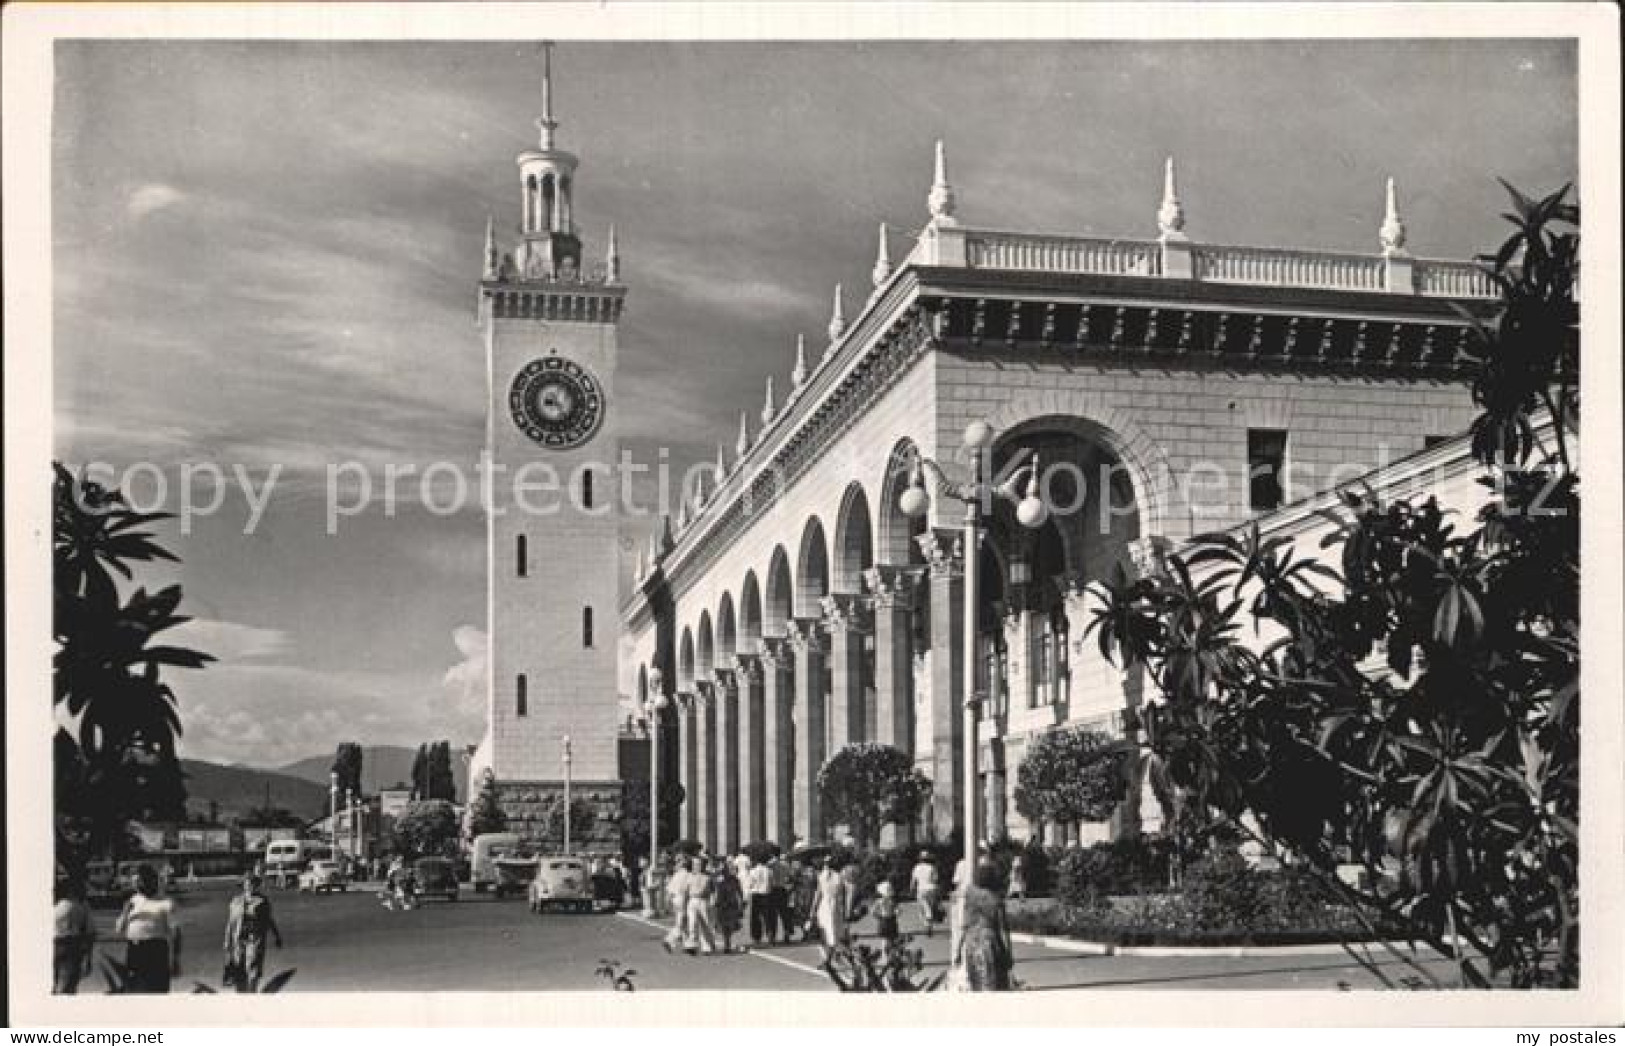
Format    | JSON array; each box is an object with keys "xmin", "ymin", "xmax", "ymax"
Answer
[{"xmin": 51, "ymin": 38, "xmax": 1577, "ymax": 768}]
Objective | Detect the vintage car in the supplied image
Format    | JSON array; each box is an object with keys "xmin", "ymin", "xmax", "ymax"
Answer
[
  {"xmin": 491, "ymin": 856, "xmax": 540, "ymax": 900},
  {"xmin": 412, "ymin": 857, "xmax": 460, "ymax": 902},
  {"xmin": 528, "ymin": 856, "xmax": 593, "ymax": 913},
  {"xmin": 297, "ymin": 859, "xmax": 349, "ymax": 893}
]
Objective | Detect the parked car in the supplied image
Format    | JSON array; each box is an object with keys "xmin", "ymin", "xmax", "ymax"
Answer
[
  {"xmin": 528, "ymin": 857, "xmax": 593, "ymax": 913},
  {"xmin": 412, "ymin": 857, "xmax": 459, "ymax": 902},
  {"xmin": 469, "ymin": 832, "xmax": 522, "ymax": 894},
  {"xmin": 298, "ymin": 859, "xmax": 349, "ymax": 893}
]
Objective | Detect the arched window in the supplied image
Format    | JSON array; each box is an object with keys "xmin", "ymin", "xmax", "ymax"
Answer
[
  {"xmin": 516, "ymin": 674, "xmax": 528, "ymax": 717},
  {"xmin": 541, "ymin": 173, "xmax": 557, "ymax": 232},
  {"xmin": 517, "ymin": 534, "xmax": 528, "ymax": 577},
  {"xmin": 583, "ymin": 606, "xmax": 594, "ymax": 648},
  {"xmin": 581, "ymin": 469, "xmax": 593, "ymax": 509}
]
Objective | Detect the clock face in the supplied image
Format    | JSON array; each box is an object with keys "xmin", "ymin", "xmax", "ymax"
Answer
[{"xmin": 509, "ymin": 356, "xmax": 605, "ymax": 450}]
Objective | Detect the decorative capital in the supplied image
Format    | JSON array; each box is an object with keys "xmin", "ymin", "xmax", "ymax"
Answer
[
  {"xmin": 1126, "ymin": 535, "xmax": 1173, "ymax": 579},
  {"xmin": 820, "ymin": 593, "xmax": 871, "ymax": 634},
  {"xmin": 787, "ymin": 617, "xmax": 825, "ymax": 655},
  {"xmin": 711, "ymin": 667, "xmax": 737, "ymax": 693},
  {"xmin": 871, "ymin": 223, "xmax": 894, "ymax": 288},
  {"xmin": 863, "ymin": 565, "xmax": 916, "ymax": 609},
  {"xmin": 916, "ymin": 529, "xmax": 964, "ymax": 580},
  {"xmin": 676, "ymin": 690, "xmax": 697, "ymax": 713},
  {"xmin": 1157, "ymin": 156, "xmax": 1188, "ymax": 241},
  {"xmin": 731, "ymin": 654, "xmax": 763, "ymax": 685},
  {"xmin": 759, "ymin": 636, "xmax": 791, "ymax": 670},
  {"xmin": 927, "ymin": 139, "xmax": 958, "ymax": 225},
  {"xmin": 1379, "ymin": 176, "xmax": 1408, "ymax": 257}
]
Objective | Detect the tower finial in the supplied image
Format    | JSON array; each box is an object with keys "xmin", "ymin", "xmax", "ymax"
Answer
[
  {"xmin": 791, "ymin": 334, "xmax": 808, "ymax": 390},
  {"xmin": 927, "ymin": 139, "xmax": 958, "ymax": 224},
  {"xmin": 871, "ymin": 223, "xmax": 893, "ymax": 288},
  {"xmin": 606, "ymin": 223, "xmax": 621, "ymax": 283},
  {"xmin": 1157, "ymin": 156, "xmax": 1187, "ymax": 241},
  {"xmin": 537, "ymin": 41, "xmax": 559, "ymax": 150},
  {"xmin": 828, "ymin": 283, "xmax": 847, "ymax": 344},
  {"xmin": 483, "ymin": 214, "xmax": 499, "ymax": 279},
  {"xmin": 1379, "ymin": 176, "xmax": 1408, "ymax": 256},
  {"xmin": 761, "ymin": 376, "xmax": 777, "ymax": 426},
  {"xmin": 737, "ymin": 411, "xmax": 751, "ymax": 457},
  {"xmin": 716, "ymin": 442, "xmax": 728, "ymax": 481}
]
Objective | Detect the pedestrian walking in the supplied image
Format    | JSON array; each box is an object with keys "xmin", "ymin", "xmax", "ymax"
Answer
[
  {"xmin": 53, "ymin": 878, "xmax": 95, "ymax": 995},
  {"xmin": 746, "ymin": 856, "xmax": 774, "ymax": 946},
  {"xmin": 1007, "ymin": 855, "xmax": 1027, "ymax": 902},
  {"xmin": 768, "ymin": 856, "xmax": 793, "ymax": 942},
  {"xmin": 872, "ymin": 881, "xmax": 901, "ymax": 966},
  {"xmin": 113, "ymin": 864, "xmax": 181, "ymax": 993},
  {"xmin": 223, "ymin": 873, "xmax": 283, "ymax": 992},
  {"xmin": 790, "ymin": 860, "xmax": 818, "ymax": 943},
  {"xmin": 950, "ymin": 859, "xmax": 1015, "ymax": 991},
  {"xmin": 910, "ymin": 851, "xmax": 940, "ymax": 936},
  {"xmin": 809, "ymin": 856, "xmax": 849, "ymax": 958},
  {"xmin": 712, "ymin": 858, "xmax": 745, "ymax": 953},
  {"xmin": 661, "ymin": 857, "xmax": 690, "ymax": 952},
  {"xmin": 682, "ymin": 859, "xmax": 717, "ymax": 955}
]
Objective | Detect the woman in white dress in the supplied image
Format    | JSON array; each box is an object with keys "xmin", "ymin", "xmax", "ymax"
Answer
[{"xmin": 810, "ymin": 856, "xmax": 849, "ymax": 958}]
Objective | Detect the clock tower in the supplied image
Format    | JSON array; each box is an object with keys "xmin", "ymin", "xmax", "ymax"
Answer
[{"xmin": 476, "ymin": 44, "xmax": 626, "ymax": 848}]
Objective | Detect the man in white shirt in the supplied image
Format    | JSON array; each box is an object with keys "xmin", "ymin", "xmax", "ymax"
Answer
[
  {"xmin": 746, "ymin": 858, "xmax": 774, "ymax": 946},
  {"xmin": 909, "ymin": 852, "xmax": 940, "ymax": 937},
  {"xmin": 661, "ymin": 859, "xmax": 691, "ymax": 953}
]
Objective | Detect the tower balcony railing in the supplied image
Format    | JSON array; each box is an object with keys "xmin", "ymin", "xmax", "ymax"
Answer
[{"xmin": 948, "ymin": 226, "xmax": 1497, "ymax": 299}]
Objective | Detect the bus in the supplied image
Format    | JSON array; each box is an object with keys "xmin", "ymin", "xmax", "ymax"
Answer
[{"xmin": 264, "ymin": 839, "xmax": 334, "ymax": 888}]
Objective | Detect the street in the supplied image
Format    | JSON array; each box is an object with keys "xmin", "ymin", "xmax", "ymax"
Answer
[{"xmin": 77, "ymin": 879, "xmax": 1456, "ymax": 993}]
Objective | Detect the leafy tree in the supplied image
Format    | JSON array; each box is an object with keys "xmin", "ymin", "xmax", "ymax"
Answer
[
  {"xmin": 409, "ymin": 744, "xmax": 428, "ymax": 800},
  {"xmin": 619, "ymin": 778, "xmax": 685, "ymax": 858},
  {"xmin": 242, "ymin": 806, "xmax": 305, "ymax": 830},
  {"xmin": 391, "ymin": 799, "xmax": 460, "ymax": 859},
  {"xmin": 425, "ymin": 741, "xmax": 457, "ymax": 802},
  {"xmin": 53, "ymin": 464, "xmax": 211, "ymax": 865},
  {"xmin": 331, "ymin": 742, "xmax": 363, "ymax": 801},
  {"xmin": 817, "ymin": 743, "xmax": 933, "ymax": 849},
  {"xmin": 1085, "ymin": 184, "xmax": 1579, "ymax": 988},
  {"xmin": 467, "ymin": 769, "xmax": 508, "ymax": 838},
  {"xmin": 1011, "ymin": 726, "xmax": 1131, "ymax": 836}
]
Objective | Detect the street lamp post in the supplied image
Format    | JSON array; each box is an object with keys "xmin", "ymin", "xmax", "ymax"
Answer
[
  {"xmin": 345, "ymin": 788, "xmax": 356, "ymax": 859},
  {"xmin": 562, "ymin": 734, "xmax": 574, "ymax": 856},
  {"xmin": 329, "ymin": 772, "xmax": 339, "ymax": 846},
  {"xmin": 899, "ymin": 420, "xmax": 1047, "ymax": 890},
  {"xmin": 644, "ymin": 672, "xmax": 669, "ymax": 917}
]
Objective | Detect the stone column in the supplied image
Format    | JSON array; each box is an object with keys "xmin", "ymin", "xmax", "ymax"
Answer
[
  {"xmin": 864, "ymin": 566, "xmax": 915, "ymax": 754},
  {"xmin": 679, "ymin": 693, "xmax": 698, "ymax": 841},
  {"xmin": 822, "ymin": 594, "xmax": 870, "ymax": 751},
  {"xmin": 788, "ymin": 619, "xmax": 826, "ymax": 845},
  {"xmin": 918, "ymin": 530, "xmax": 964, "ymax": 841},
  {"xmin": 734, "ymin": 654, "xmax": 766, "ymax": 845},
  {"xmin": 713, "ymin": 668, "xmax": 740, "ymax": 854},
  {"xmin": 695, "ymin": 682, "xmax": 717, "ymax": 852},
  {"xmin": 760, "ymin": 639, "xmax": 795, "ymax": 846}
]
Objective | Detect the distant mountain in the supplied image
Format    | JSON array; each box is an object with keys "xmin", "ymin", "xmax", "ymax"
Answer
[
  {"xmin": 273, "ymin": 745, "xmax": 427, "ymax": 797},
  {"xmin": 179, "ymin": 759, "xmax": 329, "ymax": 823}
]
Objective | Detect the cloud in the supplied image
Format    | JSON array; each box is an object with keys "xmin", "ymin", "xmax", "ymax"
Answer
[
  {"xmin": 166, "ymin": 618, "xmax": 291, "ymax": 663},
  {"xmin": 441, "ymin": 625, "xmax": 487, "ymax": 724},
  {"xmin": 125, "ymin": 183, "xmax": 185, "ymax": 220}
]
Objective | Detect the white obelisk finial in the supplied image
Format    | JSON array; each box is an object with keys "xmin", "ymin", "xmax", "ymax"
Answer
[
  {"xmin": 1379, "ymin": 176, "xmax": 1408, "ymax": 256},
  {"xmin": 827, "ymin": 283, "xmax": 847, "ymax": 344},
  {"xmin": 871, "ymin": 223, "xmax": 893, "ymax": 288},
  {"xmin": 1157, "ymin": 156, "xmax": 1187, "ymax": 241},
  {"xmin": 761, "ymin": 375, "xmax": 777, "ymax": 426},
  {"xmin": 737, "ymin": 411, "xmax": 751, "ymax": 456},
  {"xmin": 927, "ymin": 139, "xmax": 957, "ymax": 225},
  {"xmin": 790, "ymin": 334, "xmax": 809, "ymax": 390}
]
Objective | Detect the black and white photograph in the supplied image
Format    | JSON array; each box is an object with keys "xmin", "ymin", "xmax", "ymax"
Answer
[{"xmin": 4, "ymin": 1, "xmax": 1621, "ymax": 1030}]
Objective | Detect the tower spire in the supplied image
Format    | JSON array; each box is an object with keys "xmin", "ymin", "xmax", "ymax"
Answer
[
  {"xmin": 1379, "ymin": 176, "xmax": 1408, "ymax": 256},
  {"xmin": 871, "ymin": 223, "xmax": 893, "ymax": 288},
  {"xmin": 827, "ymin": 283, "xmax": 847, "ymax": 344},
  {"xmin": 927, "ymin": 139, "xmax": 958, "ymax": 225},
  {"xmin": 537, "ymin": 41, "xmax": 559, "ymax": 150},
  {"xmin": 1157, "ymin": 156, "xmax": 1187, "ymax": 241},
  {"xmin": 791, "ymin": 334, "xmax": 809, "ymax": 390},
  {"xmin": 606, "ymin": 224, "xmax": 621, "ymax": 283},
  {"xmin": 483, "ymin": 214, "xmax": 499, "ymax": 279}
]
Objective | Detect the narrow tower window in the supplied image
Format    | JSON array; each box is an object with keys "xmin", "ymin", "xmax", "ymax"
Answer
[
  {"xmin": 583, "ymin": 606, "xmax": 594, "ymax": 648},
  {"xmin": 516, "ymin": 534, "xmax": 528, "ymax": 577},
  {"xmin": 1248, "ymin": 429, "xmax": 1289, "ymax": 511},
  {"xmin": 581, "ymin": 469, "xmax": 594, "ymax": 509},
  {"xmin": 516, "ymin": 674, "xmax": 528, "ymax": 717}
]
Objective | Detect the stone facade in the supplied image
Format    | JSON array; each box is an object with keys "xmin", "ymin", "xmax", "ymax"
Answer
[{"xmin": 622, "ymin": 144, "xmax": 1499, "ymax": 855}]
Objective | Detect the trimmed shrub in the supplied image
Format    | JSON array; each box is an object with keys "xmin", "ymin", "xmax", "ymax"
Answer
[{"xmin": 1055, "ymin": 837, "xmax": 1174, "ymax": 909}]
